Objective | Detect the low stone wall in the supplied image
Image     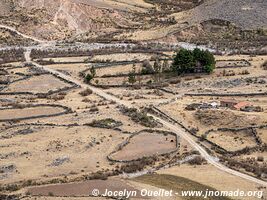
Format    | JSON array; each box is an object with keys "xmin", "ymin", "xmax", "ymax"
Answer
[
  {"xmin": 216, "ymin": 59, "xmax": 251, "ymax": 69},
  {"xmin": 107, "ymin": 129, "xmax": 180, "ymax": 163},
  {"xmin": 0, "ymin": 104, "xmax": 73, "ymax": 122},
  {"xmin": 0, "ymin": 72, "xmax": 79, "ymax": 96},
  {"xmin": 204, "ymin": 125, "xmax": 267, "ymax": 156},
  {"xmin": 186, "ymin": 92, "xmax": 267, "ymax": 97}
]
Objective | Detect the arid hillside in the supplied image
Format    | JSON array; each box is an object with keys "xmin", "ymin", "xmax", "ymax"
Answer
[{"xmin": 0, "ymin": 0, "xmax": 266, "ymax": 46}]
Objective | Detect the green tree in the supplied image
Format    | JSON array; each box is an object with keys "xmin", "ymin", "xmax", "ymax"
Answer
[
  {"xmin": 172, "ymin": 48, "xmax": 215, "ymax": 74},
  {"xmin": 84, "ymin": 66, "xmax": 97, "ymax": 83},
  {"xmin": 204, "ymin": 65, "xmax": 215, "ymax": 74},
  {"xmin": 84, "ymin": 74, "xmax": 93, "ymax": 83},
  {"xmin": 172, "ymin": 49, "xmax": 195, "ymax": 74}
]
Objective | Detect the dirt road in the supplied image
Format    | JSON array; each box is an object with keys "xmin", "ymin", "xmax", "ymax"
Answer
[{"xmin": 0, "ymin": 24, "xmax": 45, "ymax": 43}]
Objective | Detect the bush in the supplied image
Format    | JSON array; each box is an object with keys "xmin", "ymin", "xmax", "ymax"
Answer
[
  {"xmin": 257, "ymin": 156, "xmax": 264, "ymax": 162},
  {"xmin": 84, "ymin": 74, "xmax": 93, "ymax": 83},
  {"xmin": 87, "ymin": 118, "xmax": 122, "ymax": 128},
  {"xmin": 262, "ymin": 60, "xmax": 267, "ymax": 70},
  {"xmin": 141, "ymin": 60, "xmax": 154, "ymax": 74},
  {"xmin": 188, "ymin": 156, "xmax": 206, "ymax": 165},
  {"xmin": 88, "ymin": 171, "xmax": 108, "ymax": 180},
  {"xmin": 89, "ymin": 106, "xmax": 99, "ymax": 112},
  {"xmin": 120, "ymin": 157, "xmax": 157, "ymax": 173},
  {"xmin": 79, "ymin": 88, "xmax": 93, "ymax": 96},
  {"xmin": 121, "ymin": 107, "xmax": 158, "ymax": 128},
  {"xmin": 48, "ymin": 192, "xmax": 54, "ymax": 196}
]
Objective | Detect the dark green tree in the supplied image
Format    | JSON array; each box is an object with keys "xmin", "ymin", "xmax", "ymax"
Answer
[
  {"xmin": 172, "ymin": 49, "xmax": 195, "ymax": 74},
  {"xmin": 84, "ymin": 66, "xmax": 97, "ymax": 84},
  {"xmin": 172, "ymin": 48, "xmax": 215, "ymax": 74},
  {"xmin": 84, "ymin": 74, "xmax": 93, "ymax": 83}
]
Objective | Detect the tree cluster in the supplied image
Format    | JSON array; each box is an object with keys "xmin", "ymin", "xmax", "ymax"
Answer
[{"xmin": 172, "ymin": 48, "xmax": 216, "ymax": 74}]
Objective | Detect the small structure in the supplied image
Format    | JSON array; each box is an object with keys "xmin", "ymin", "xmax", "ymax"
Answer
[
  {"xmin": 220, "ymin": 99, "xmax": 238, "ymax": 109},
  {"xmin": 220, "ymin": 99, "xmax": 251, "ymax": 110},
  {"xmin": 234, "ymin": 102, "xmax": 250, "ymax": 110},
  {"xmin": 186, "ymin": 102, "xmax": 219, "ymax": 111}
]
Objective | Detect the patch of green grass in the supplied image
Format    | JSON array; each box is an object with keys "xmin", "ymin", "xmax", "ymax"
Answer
[{"xmin": 134, "ymin": 174, "xmax": 231, "ymax": 200}]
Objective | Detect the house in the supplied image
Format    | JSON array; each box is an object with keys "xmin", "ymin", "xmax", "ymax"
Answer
[
  {"xmin": 220, "ymin": 99, "xmax": 250, "ymax": 110},
  {"xmin": 220, "ymin": 99, "xmax": 238, "ymax": 109},
  {"xmin": 233, "ymin": 102, "xmax": 250, "ymax": 110}
]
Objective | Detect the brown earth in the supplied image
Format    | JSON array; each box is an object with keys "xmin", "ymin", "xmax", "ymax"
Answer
[{"xmin": 111, "ymin": 132, "xmax": 177, "ymax": 161}]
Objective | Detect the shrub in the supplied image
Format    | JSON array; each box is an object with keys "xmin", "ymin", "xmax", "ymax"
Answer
[
  {"xmin": 121, "ymin": 107, "xmax": 158, "ymax": 128},
  {"xmin": 188, "ymin": 156, "xmax": 206, "ymax": 165},
  {"xmin": 262, "ymin": 60, "xmax": 267, "ymax": 70},
  {"xmin": 88, "ymin": 171, "xmax": 108, "ymax": 180},
  {"xmin": 84, "ymin": 74, "xmax": 94, "ymax": 83},
  {"xmin": 48, "ymin": 192, "xmax": 54, "ymax": 196},
  {"xmin": 120, "ymin": 157, "xmax": 157, "ymax": 173},
  {"xmin": 89, "ymin": 106, "xmax": 99, "ymax": 112},
  {"xmin": 141, "ymin": 60, "xmax": 154, "ymax": 74},
  {"xmin": 87, "ymin": 118, "xmax": 122, "ymax": 128},
  {"xmin": 257, "ymin": 156, "xmax": 264, "ymax": 162},
  {"xmin": 79, "ymin": 88, "xmax": 93, "ymax": 96}
]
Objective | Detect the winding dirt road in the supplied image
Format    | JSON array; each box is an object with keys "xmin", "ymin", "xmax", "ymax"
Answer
[{"xmin": 0, "ymin": 24, "xmax": 45, "ymax": 43}]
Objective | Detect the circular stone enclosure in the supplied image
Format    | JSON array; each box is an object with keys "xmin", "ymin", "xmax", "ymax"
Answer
[{"xmin": 110, "ymin": 130, "xmax": 178, "ymax": 162}]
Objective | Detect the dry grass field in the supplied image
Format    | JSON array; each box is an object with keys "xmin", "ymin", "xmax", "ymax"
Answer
[
  {"xmin": 110, "ymin": 131, "xmax": 177, "ymax": 161},
  {"xmin": 2, "ymin": 74, "xmax": 73, "ymax": 94}
]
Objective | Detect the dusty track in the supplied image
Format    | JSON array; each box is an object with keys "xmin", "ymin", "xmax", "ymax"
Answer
[{"xmin": 0, "ymin": 24, "xmax": 45, "ymax": 43}]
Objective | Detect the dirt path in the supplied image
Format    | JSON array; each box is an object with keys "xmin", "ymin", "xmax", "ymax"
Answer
[
  {"xmin": 25, "ymin": 49, "xmax": 267, "ymax": 187},
  {"xmin": 0, "ymin": 24, "xmax": 45, "ymax": 43}
]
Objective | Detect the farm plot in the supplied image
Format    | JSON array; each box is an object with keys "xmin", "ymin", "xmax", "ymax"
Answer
[
  {"xmin": 0, "ymin": 126, "xmax": 125, "ymax": 184},
  {"xmin": 216, "ymin": 60, "xmax": 250, "ymax": 68},
  {"xmin": 110, "ymin": 131, "xmax": 177, "ymax": 161},
  {"xmin": 2, "ymin": 74, "xmax": 73, "ymax": 94},
  {"xmin": 194, "ymin": 110, "xmax": 260, "ymax": 129},
  {"xmin": 96, "ymin": 64, "xmax": 142, "ymax": 77},
  {"xmin": 0, "ymin": 105, "xmax": 69, "ymax": 121},
  {"xmin": 41, "ymin": 56, "xmax": 90, "ymax": 63},
  {"xmin": 47, "ymin": 63, "xmax": 89, "ymax": 77},
  {"xmin": 159, "ymin": 97, "xmax": 266, "ymax": 136},
  {"xmin": 94, "ymin": 74, "xmax": 152, "ymax": 86},
  {"xmin": 27, "ymin": 178, "xmax": 141, "ymax": 197},
  {"xmin": 207, "ymin": 130, "xmax": 258, "ymax": 152},
  {"xmin": 92, "ymin": 53, "xmax": 156, "ymax": 62},
  {"xmin": 105, "ymin": 87, "xmax": 173, "ymax": 100}
]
